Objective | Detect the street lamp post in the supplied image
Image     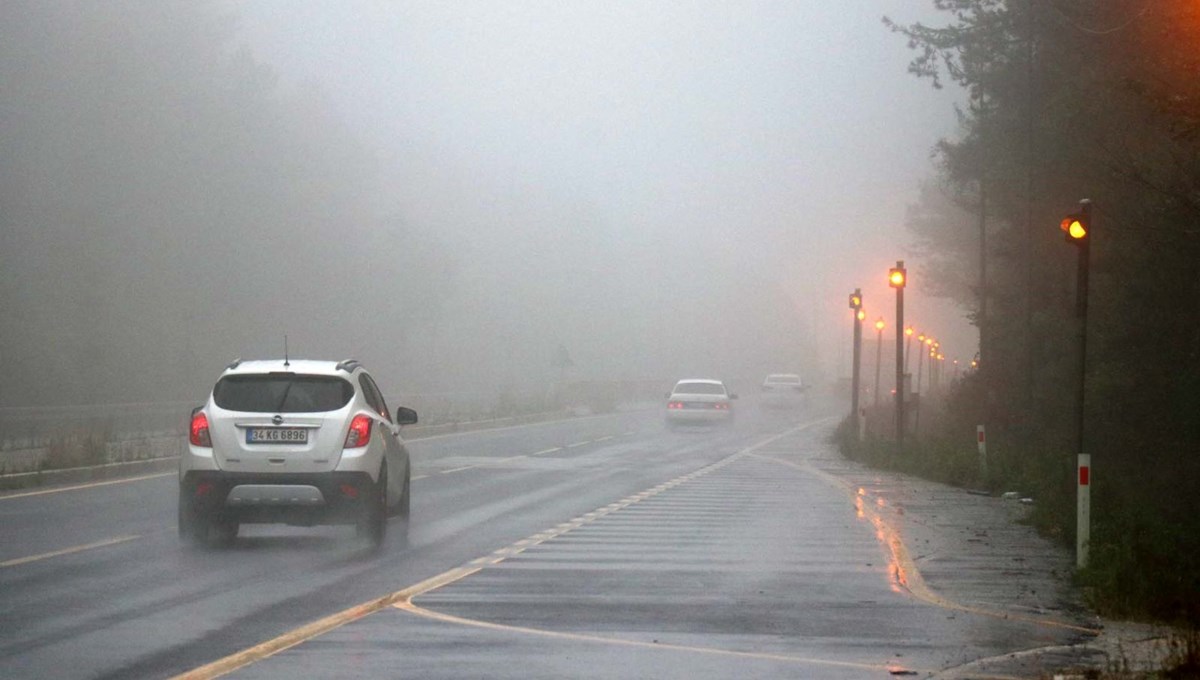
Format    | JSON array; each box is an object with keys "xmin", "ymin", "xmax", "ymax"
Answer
[
  {"xmin": 915, "ymin": 333, "xmax": 926, "ymax": 392},
  {"xmin": 873, "ymin": 317, "xmax": 885, "ymax": 407},
  {"xmin": 932, "ymin": 342, "xmax": 941, "ymax": 391},
  {"xmin": 890, "ymin": 262, "xmax": 908, "ymax": 451},
  {"xmin": 915, "ymin": 336, "xmax": 933, "ymax": 435},
  {"xmin": 849, "ymin": 290, "xmax": 864, "ymax": 438},
  {"xmin": 904, "ymin": 326, "xmax": 915, "ymax": 374}
]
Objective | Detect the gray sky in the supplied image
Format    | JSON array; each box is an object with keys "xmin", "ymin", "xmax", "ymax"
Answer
[{"xmin": 233, "ymin": 1, "xmax": 974, "ymax": 381}]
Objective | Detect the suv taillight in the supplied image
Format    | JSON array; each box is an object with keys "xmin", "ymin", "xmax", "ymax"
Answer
[
  {"xmin": 344, "ymin": 414, "xmax": 372, "ymax": 448},
  {"xmin": 190, "ymin": 412, "xmax": 212, "ymax": 447}
]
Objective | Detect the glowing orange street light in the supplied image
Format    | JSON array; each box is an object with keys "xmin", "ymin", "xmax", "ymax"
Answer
[
  {"xmin": 856, "ymin": 309, "xmax": 866, "ymax": 321},
  {"xmin": 874, "ymin": 318, "xmax": 885, "ymax": 332}
]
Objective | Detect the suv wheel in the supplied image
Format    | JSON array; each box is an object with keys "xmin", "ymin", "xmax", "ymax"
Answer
[
  {"xmin": 356, "ymin": 463, "xmax": 387, "ymax": 548},
  {"xmin": 391, "ymin": 470, "xmax": 410, "ymax": 547},
  {"xmin": 178, "ymin": 492, "xmax": 205, "ymax": 547},
  {"xmin": 211, "ymin": 519, "xmax": 239, "ymax": 547}
]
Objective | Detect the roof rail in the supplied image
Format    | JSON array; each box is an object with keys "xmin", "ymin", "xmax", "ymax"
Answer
[
  {"xmin": 335, "ymin": 359, "xmax": 361, "ymax": 373},
  {"xmin": 226, "ymin": 358, "xmax": 242, "ymax": 370}
]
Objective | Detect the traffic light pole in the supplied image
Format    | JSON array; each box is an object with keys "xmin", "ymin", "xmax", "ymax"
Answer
[
  {"xmin": 1073, "ymin": 200, "xmax": 1092, "ymax": 569},
  {"xmin": 850, "ymin": 290, "xmax": 863, "ymax": 440}
]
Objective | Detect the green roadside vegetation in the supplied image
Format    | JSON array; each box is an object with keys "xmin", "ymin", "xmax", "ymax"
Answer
[{"xmin": 862, "ymin": 1, "xmax": 1200, "ymax": 630}]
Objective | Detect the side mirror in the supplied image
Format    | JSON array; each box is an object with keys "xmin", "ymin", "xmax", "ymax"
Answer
[
  {"xmin": 730, "ymin": 393, "xmax": 739, "ymax": 400},
  {"xmin": 664, "ymin": 392, "xmax": 671, "ymax": 399},
  {"xmin": 395, "ymin": 406, "xmax": 418, "ymax": 425}
]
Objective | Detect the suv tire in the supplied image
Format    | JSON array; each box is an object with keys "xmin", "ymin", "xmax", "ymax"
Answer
[
  {"xmin": 356, "ymin": 463, "xmax": 387, "ymax": 548},
  {"xmin": 178, "ymin": 493, "xmax": 205, "ymax": 548},
  {"xmin": 391, "ymin": 470, "xmax": 410, "ymax": 547},
  {"xmin": 211, "ymin": 519, "xmax": 239, "ymax": 547}
]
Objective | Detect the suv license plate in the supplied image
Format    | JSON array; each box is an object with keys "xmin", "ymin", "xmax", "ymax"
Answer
[{"xmin": 246, "ymin": 428, "xmax": 308, "ymax": 444}]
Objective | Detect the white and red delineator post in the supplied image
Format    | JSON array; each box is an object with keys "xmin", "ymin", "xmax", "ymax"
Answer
[{"xmin": 1077, "ymin": 453, "xmax": 1091, "ymax": 569}]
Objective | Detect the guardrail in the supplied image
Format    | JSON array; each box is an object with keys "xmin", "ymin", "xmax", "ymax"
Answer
[{"xmin": 0, "ymin": 394, "xmax": 530, "ymax": 452}]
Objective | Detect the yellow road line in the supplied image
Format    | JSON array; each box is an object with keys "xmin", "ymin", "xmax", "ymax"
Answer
[
  {"xmin": 0, "ymin": 473, "xmax": 174, "ymax": 501},
  {"xmin": 1, "ymin": 534, "xmax": 141, "ymax": 568},
  {"xmin": 750, "ymin": 452, "xmax": 1101, "ymax": 636},
  {"xmin": 172, "ymin": 565, "xmax": 483, "ymax": 680}
]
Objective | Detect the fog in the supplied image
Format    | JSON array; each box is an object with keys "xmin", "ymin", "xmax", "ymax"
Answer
[{"xmin": 0, "ymin": 1, "xmax": 973, "ymax": 407}]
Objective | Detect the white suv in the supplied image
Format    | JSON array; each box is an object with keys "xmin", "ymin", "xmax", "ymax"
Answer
[{"xmin": 180, "ymin": 358, "xmax": 417, "ymax": 548}]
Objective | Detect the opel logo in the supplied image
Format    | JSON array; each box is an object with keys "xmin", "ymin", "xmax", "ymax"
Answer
[{"xmin": 272, "ymin": 414, "xmax": 283, "ymax": 425}]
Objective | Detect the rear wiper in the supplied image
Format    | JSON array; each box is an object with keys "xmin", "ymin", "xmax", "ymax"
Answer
[{"xmin": 275, "ymin": 382, "xmax": 293, "ymax": 412}]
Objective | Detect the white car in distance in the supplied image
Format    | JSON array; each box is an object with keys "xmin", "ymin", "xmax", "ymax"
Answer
[
  {"xmin": 665, "ymin": 379, "xmax": 737, "ymax": 427},
  {"xmin": 761, "ymin": 373, "xmax": 806, "ymax": 410}
]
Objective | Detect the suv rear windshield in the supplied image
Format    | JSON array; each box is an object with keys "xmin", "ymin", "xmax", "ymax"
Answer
[
  {"xmin": 672, "ymin": 382, "xmax": 726, "ymax": 395},
  {"xmin": 213, "ymin": 374, "xmax": 354, "ymax": 413}
]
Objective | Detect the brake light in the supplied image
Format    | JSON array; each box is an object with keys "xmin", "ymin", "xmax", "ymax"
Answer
[
  {"xmin": 713, "ymin": 403, "xmax": 729, "ymax": 410},
  {"xmin": 190, "ymin": 412, "xmax": 211, "ymax": 447},
  {"xmin": 344, "ymin": 414, "xmax": 372, "ymax": 448},
  {"xmin": 667, "ymin": 401, "xmax": 684, "ymax": 410}
]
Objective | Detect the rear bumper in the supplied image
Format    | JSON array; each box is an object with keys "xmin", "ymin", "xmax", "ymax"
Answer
[
  {"xmin": 180, "ymin": 471, "xmax": 376, "ymax": 525},
  {"xmin": 665, "ymin": 409, "xmax": 732, "ymax": 423}
]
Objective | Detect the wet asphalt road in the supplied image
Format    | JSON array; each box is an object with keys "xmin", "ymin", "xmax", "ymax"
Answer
[{"xmin": 0, "ymin": 398, "xmax": 1093, "ymax": 679}]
